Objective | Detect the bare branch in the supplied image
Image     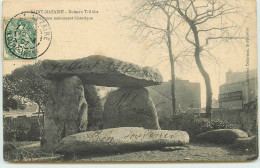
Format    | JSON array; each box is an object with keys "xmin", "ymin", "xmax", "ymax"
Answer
[
  {"xmin": 185, "ymin": 28, "xmax": 196, "ymax": 46},
  {"xmin": 195, "ymin": 7, "xmax": 238, "ymax": 25},
  {"xmin": 198, "ymin": 26, "xmax": 236, "ymax": 33},
  {"xmin": 123, "ymin": 16, "xmax": 167, "ymax": 33}
]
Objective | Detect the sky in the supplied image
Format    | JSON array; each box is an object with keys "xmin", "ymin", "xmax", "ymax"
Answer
[{"xmin": 2, "ymin": 0, "xmax": 257, "ymax": 107}]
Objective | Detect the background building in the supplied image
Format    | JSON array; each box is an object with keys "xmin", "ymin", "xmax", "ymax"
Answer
[{"xmin": 219, "ymin": 69, "xmax": 257, "ymax": 110}]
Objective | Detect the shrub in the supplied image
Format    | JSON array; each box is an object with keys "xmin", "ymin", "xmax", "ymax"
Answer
[
  {"xmin": 3, "ymin": 124, "xmax": 16, "ymax": 141},
  {"xmin": 159, "ymin": 113, "xmax": 233, "ymax": 140},
  {"xmin": 27, "ymin": 123, "xmax": 41, "ymax": 141},
  {"xmin": 4, "ymin": 121, "xmax": 41, "ymax": 142},
  {"xmin": 16, "ymin": 122, "xmax": 31, "ymax": 141},
  {"xmin": 210, "ymin": 119, "xmax": 233, "ymax": 129}
]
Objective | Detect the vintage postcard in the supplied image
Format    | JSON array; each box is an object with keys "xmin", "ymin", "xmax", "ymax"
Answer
[{"xmin": 1, "ymin": 0, "xmax": 258, "ymax": 163}]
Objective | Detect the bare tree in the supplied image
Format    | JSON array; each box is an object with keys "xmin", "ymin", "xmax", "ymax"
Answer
[
  {"xmin": 165, "ymin": 0, "xmax": 245, "ymax": 119},
  {"xmin": 123, "ymin": 0, "xmax": 192, "ymax": 114}
]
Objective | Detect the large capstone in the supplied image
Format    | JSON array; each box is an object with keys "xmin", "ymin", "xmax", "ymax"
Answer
[
  {"xmin": 42, "ymin": 76, "xmax": 88, "ymax": 151},
  {"xmin": 103, "ymin": 87, "xmax": 160, "ymax": 129},
  {"xmin": 55, "ymin": 127, "xmax": 189, "ymax": 154},
  {"xmin": 40, "ymin": 55, "xmax": 163, "ymax": 87}
]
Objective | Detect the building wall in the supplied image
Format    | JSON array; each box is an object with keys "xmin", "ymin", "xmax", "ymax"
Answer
[
  {"xmin": 226, "ymin": 69, "xmax": 257, "ymax": 84},
  {"xmin": 212, "ymin": 108, "xmax": 257, "ymax": 135},
  {"xmin": 219, "ymin": 78, "xmax": 257, "ymax": 110},
  {"xmin": 215, "ymin": 69, "xmax": 258, "ymax": 135}
]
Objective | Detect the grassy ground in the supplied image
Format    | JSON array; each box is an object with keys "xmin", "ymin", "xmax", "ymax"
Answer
[{"xmin": 3, "ymin": 141, "xmax": 258, "ymax": 162}]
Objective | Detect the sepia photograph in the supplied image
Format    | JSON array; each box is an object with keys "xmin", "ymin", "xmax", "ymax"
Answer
[{"xmin": 1, "ymin": 0, "xmax": 258, "ymax": 164}]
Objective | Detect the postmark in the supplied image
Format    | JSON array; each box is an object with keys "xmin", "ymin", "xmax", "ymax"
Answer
[{"xmin": 4, "ymin": 12, "xmax": 52, "ymax": 60}]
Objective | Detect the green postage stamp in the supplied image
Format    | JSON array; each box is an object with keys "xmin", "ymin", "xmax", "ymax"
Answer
[
  {"xmin": 3, "ymin": 12, "xmax": 51, "ymax": 60},
  {"xmin": 3, "ymin": 17, "xmax": 37, "ymax": 60}
]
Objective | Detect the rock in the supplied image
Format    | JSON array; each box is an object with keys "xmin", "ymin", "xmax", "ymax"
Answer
[
  {"xmin": 234, "ymin": 136, "xmax": 257, "ymax": 150},
  {"xmin": 196, "ymin": 129, "xmax": 248, "ymax": 144},
  {"xmin": 103, "ymin": 87, "xmax": 160, "ymax": 129},
  {"xmin": 55, "ymin": 127, "xmax": 189, "ymax": 154},
  {"xmin": 40, "ymin": 55, "xmax": 163, "ymax": 87},
  {"xmin": 83, "ymin": 85, "xmax": 103, "ymax": 118},
  {"xmin": 42, "ymin": 76, "xmax": 88, "ymax": 152},
  {"xmin": 159, "ymin": 146, "xmax": 188, "ymax": 152},
  {"xmin": 83, "ymin": 84, "xmax": 103, "ymax": 130}
]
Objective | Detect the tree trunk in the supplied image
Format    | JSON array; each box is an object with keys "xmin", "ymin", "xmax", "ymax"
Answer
[
  {"xmin": 166, "ymin": 18, "xmax": 176, "ymax": 115},
  {"xmin": 191, "ymin": 25, "xmax": 213, "ymax": 120},
  {"xmin": 169, "ymin": 51, "xmax": 176, "ymax": 115},
  {"xmin": 37, "ymin": 104, "xmax": 44, "ymax": 145},
  {"xmin": 174, "ymin": 7, "xmax": 212, "ymax": 118}
]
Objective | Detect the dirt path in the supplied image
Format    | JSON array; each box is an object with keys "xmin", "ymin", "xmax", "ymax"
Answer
[
  {"xmin": 74, "ymin": 143, "xmax": 257, "ymax": 162},
  {"xmin": 4, "ymin": 141, "xmax": 258, "ymax": 162}
]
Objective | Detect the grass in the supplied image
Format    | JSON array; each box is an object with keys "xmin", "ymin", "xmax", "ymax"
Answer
[
  {"xmin": 3, "ymin": 141, "xmax": 62, "ymax": 162},
  {"xmin": 3, "ymin": 141, "xmax": 258, "ymax": 162}
]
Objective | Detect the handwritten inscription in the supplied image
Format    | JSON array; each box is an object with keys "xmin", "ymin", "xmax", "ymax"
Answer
[
  {"xmin": 108, "ymin": 91, "xmax": 138, "ymax": 110},
  {"xmin": 77, "ymin": 129, "xmax": 181, "ymax": 145},
  {"xmin": 80, "ymin": 130, "xmax": 114, "ymax": 144},
  {"xmin": 48, "ymin": 59, "xmax": 160, "ymax": 81},
  {"xmin": 122, "ymin": 131, "xmax": 179, "ymax": 140}
]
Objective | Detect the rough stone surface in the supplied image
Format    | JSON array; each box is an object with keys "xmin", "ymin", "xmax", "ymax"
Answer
[
  {"xmin": 55, "ymin": 127, "xmax": 189, "ymax": 154},
  {"xmin": 83, "ymin": 84, "xmax": 103, "ymax": 130},
  {"xmin": 196, "ymin": 129, "xmax": 248, "ymax": 144},
  {"xmin": 83, "ymin": 85, "xmax": 103, "ymax": 118},
  {"xmin": 40, "ymin": 55, "xmax": 163, "ymax": 87},
  {"xmin": 42, "ymin": 76, "xmax": 88, "ymax": 151},
  {"xmin": 234, "ymin": 136, "xmax": 257, "ymax": 150},
  {"xmin": 103, "ymin": 87, "xmax": 160, "ymax": 130}
]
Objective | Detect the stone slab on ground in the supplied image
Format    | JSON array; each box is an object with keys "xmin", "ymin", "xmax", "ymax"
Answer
[
  {"xmin": 195, "ymin": 129, "xmax": 248, "ymax": 144},
  {"xmin": 55, "ymin": 127, "xmax": 189, "ymax": 154},
  {"xmin": 103, "ymin": 87, "xmax": 160, "ymax": 129},
  {"xmin": 234, "ymin": 136, "xmax": 257, "ymax": 150},
  {"xmin": 40, "ymin": 55, "xmax": 163, "ymax": 87}
]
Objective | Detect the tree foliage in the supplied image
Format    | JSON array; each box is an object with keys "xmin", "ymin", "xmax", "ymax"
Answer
[{"xmin": 3, "ymin": 61, "xmax": 50, "ymax": 112}]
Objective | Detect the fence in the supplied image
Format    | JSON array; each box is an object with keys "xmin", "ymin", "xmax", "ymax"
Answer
[{"xmin": 3, "ymin": 115, "xmax": 44, "ymax": 141}]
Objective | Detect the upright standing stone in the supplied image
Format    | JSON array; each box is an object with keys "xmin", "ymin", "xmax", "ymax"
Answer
[
  {"xmin": 103, "ymin": 88, "xmax": 160, "ymax": 129},
  {"xmin": 42, "ymin": 76, "xmax": 88, "ymax": 151},
  {"xmin": 83, "ymin": 84, "xmax": 103, "ymax": 130},
  {"xmin": 83, "ymin": 85, "xmax": 103, "ymax": 118}
]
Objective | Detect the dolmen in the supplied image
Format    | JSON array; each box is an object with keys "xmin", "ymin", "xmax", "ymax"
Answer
[{"xmin": 40, "ymin": 55, "xmax": 164, "ymax": 151}]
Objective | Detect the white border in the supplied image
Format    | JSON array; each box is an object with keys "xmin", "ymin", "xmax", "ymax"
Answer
[{"xmin": 0, "ymin": 0, "xmax": 259, "ymax": 168}]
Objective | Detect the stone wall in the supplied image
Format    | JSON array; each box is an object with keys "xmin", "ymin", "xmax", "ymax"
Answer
[{"xmin": 212, "ymin": 108, "xmax": 257, "ymax": 135}]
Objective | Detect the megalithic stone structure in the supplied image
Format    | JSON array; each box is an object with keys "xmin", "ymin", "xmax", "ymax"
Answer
[{"xmin": 40, "ymin": 55, "xmax": 163, "ymax": 151}]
